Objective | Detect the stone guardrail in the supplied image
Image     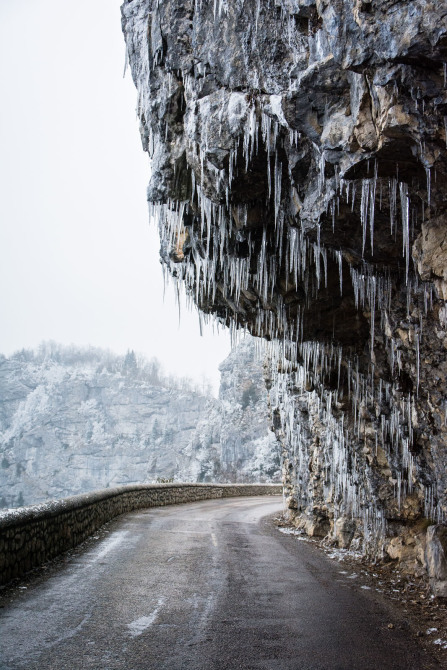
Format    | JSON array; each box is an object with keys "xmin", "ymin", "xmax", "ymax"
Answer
[{"xmin": 0, "ymin": 483, "xmax": 282, "ymax": 585}]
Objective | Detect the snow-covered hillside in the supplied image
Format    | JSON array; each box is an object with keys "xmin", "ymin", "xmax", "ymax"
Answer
[{"xmin": 0, "ymin": 340, "xmax": 280, "ymax": 508}]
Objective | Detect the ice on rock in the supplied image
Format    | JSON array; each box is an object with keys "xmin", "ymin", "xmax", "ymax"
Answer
[{"xmin": 228, "ymin": 93, "xmax": 249, "ymax": 138}]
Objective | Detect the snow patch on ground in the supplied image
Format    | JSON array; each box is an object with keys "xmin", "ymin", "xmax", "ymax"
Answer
[
  {"xmin": 278, "ymin": 527, "xmax": 309, "ymax": 541},
  {"xmin": 433, "ymin": 638, "xmax": 447, "ymax": 649},
  {"xmin": 324, "ymin": 547, "xmax": 363, "ymax": 562},
  {"xmin": 127, "ymin": 599, "xmax": 165, "ymax": 637}
]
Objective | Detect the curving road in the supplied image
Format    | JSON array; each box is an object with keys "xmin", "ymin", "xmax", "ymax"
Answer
[{"xmin": 0, "ymin": 497, "xmax": 439, "ymax": 669}]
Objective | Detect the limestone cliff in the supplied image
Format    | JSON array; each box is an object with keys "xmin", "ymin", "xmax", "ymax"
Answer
[
  {"xmin": 176, "ymin": 337, "xmax": 280, "ymax": 482},
  {"xmin": 0, "ymin": 341, "xmax": 279, "ymax": 508},
  {"xmin": 122, "ymin": 0, "xmax": 447, "ymax": 585}
]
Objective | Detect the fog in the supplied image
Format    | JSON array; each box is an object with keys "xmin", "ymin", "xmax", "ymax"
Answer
[{"xmin": 0, "ymin": 0, "xmax": 231, "ymax": 393}]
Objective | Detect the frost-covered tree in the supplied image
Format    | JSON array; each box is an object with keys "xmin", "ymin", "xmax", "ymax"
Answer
[{"xmin": 123, "ymin": 349, "xmax": 138, "ymax": 374}]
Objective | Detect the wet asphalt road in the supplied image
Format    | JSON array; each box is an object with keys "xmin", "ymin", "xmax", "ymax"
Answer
[{"xmin": 0, "ymin": 496, "xmax": 439, "ymax": 670}]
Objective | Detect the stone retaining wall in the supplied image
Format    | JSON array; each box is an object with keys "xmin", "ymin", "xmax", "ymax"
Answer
[{"xmin": 0, "ymin": 483, "xmax": 282, "ymax": 584}]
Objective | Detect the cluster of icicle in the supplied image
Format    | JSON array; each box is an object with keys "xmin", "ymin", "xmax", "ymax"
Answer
[
  {"xmin": 268, "ymin": 343, "xmax": 387, "ymax": 557},
  {"xmin": 264, "ymin": 337, "xmax": 444, "ymax": 557},
  {"xmin": 123, "ymin": 0, "xmax": 445, "ymax": 554}
]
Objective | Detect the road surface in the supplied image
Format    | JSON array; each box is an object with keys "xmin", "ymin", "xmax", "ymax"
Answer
[{"xmin": 0, "ymin": 496, "xmax": 439, "ymax": 669}]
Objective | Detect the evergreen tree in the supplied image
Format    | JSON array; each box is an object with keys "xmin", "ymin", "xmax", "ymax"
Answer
[{"xmin": 123, "ymin": 350, "xmax": 137, "ymax": 375}]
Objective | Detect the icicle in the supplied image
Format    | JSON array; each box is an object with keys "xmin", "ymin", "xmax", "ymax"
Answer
[
  {"xmin": 274, "ymin": 152, "xmax": 282, "ymax": 226},
  {"xmin": 399, "ymin": 182, "xmax": 410, "ymax": 284},
  {"xmin": 415, "ymin": 331, "xmax": 420, "ymax": 397},
  {"xmin": 318, "ymin": 149, "xmax": 325, "ymax": 196},
  {"xmin": 425, "ymin": 167, "xmax": 431, "ymax": 210},
  {"xmin": 360, "ymin": 180, "xmax": 369, "ymax": 256},
  {"xmin": 123, "ymin": 44, "xmax": 129, "ymax": 78},
  {"xmin": 369, "ymin": 275, "xmax": 376, "ymax": 353},
  {"xmin": 370, "ymin": 162, "xmax": 378, "ymax": 254},
  {"xmin": 389, "ymin": 178, "xmax": 397, "ymax": 236}
]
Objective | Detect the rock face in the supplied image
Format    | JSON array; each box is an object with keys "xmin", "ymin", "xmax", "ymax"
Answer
[
  {"xmin": 426, "ymin": 524, "xmax": 447, "ymax": 597},
  {"xmin": 180, "ymin": 337, "xmax": 280, "ymax": 482},
  {"xmin": 122, "ymin": 0, "xmax": 447, "ymax": 582},
  {"xmin": 0, "ymin": 342, "xmax": 279, "ymax": 508}
]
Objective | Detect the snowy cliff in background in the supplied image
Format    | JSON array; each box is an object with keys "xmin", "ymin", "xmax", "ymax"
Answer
[{"xmin": 0, "ymin": 339, "xmax": 280, "ymax": 509}]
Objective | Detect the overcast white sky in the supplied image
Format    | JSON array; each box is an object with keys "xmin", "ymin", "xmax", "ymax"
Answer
[{"xmin": 0, "ymin": 0, "xmax": 231, "ymax": 392}]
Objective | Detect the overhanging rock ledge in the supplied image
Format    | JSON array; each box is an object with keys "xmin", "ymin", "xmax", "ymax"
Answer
[{"xmin": 122, "ymin": 0, "xmax": 447, "ymax": 587}]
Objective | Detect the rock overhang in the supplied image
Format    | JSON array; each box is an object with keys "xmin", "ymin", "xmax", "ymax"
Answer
[{"xmin": 122, "ymin": 0, "xmax": 447, "ymax": 578}]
